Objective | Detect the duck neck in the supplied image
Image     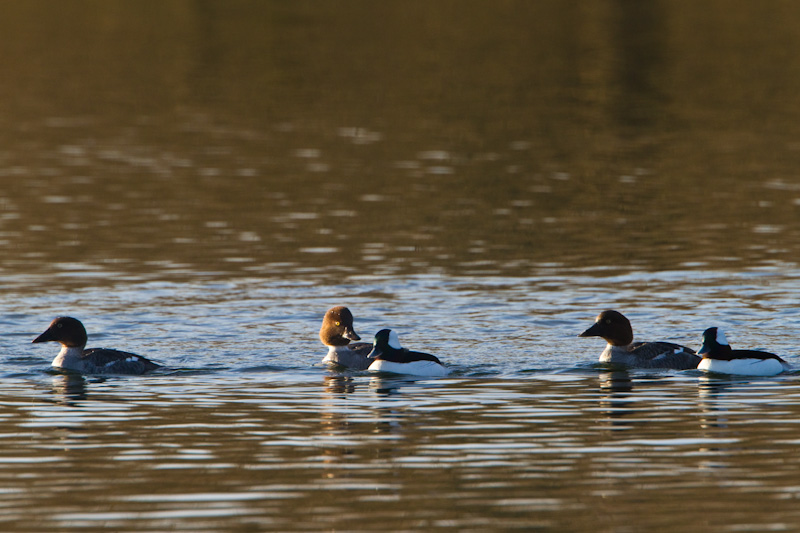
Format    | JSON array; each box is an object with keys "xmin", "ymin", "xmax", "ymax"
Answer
[{"xmin": 607, "ymin": 335, "xmax": 633, "ymax": 347}]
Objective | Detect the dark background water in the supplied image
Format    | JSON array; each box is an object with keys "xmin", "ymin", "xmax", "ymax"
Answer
[
  {"xmin": 2, "ymin": 0, "xmax": 800, "ymax": 285},
  {"xmin": 1, "ymin": 1, "xmax": 800, "ymax": 531}
]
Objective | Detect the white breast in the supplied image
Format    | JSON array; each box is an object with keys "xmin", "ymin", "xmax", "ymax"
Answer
[{"xmin": 51, "ymin": 346, "xmax": 86, "ymax": 372}]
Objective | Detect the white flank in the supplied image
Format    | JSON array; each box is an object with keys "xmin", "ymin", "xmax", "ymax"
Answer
[
  {"xmin": 388, "ymin": 330, "xmax": 402, "ymax": 349},
  {"xmin": 368, "ymin": 359, "xmax": 448, "ymax": 377},
  {"xmin": 698, "ymin": 357, "xmax": 784, "ymax": 376}
]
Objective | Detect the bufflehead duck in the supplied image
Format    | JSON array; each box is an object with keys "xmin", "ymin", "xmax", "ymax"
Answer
[
  {"xmin": 32, "ymin": 317, "xmax": 161, "ymax": 375},
  {"xmin": 367, "ymin": 329, "xmax": 448, "ymax": 377},
  {"xmin": 697, "ymin": 327, "xmax": 790, "ymax": 376},
  {"xmin": 319, "ymin": 306, "xmax": 372, "ymax": 370},
  {"xmin": 579, "ymin": 310, "xmax": 700, "ymax": 369}
]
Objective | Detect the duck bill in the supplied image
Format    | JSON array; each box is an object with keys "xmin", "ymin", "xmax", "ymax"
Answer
[
  {"xmin": 32, "ymin": 328, "xmax": 55, "ymax": 344},
  {"xmin": 367, "ymin": 346, "xmax": 382, "ymax": 360},
  {"xmin": 578, "ymin": 322, "xmax": 602, "ymax": 338},
  {"xmin": 697, "ymin": 342, "xmax": 710, "ymax": 356},
  {"xmin": 343, "ymin": 327, "xmax": 361, "ymax": 342}
]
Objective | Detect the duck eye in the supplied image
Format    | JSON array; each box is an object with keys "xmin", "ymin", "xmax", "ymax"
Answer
[
  {"xmin": 335, "ymin": 321, "xmax": 340, "ymax": 326},
  {"xmin": 57, "ymin": 323, "xmax": 63, "ymax": 329},
  {"xmin": 605, "ymin": 319, "xmax": 611, "ymax": 324}
]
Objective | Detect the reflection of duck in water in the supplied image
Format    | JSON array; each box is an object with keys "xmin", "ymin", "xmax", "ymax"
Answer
[
  {"xmin": 50, "ymin": 373, "xmax": 88, "ymax": 404},
  {"xmin": 323, "ymin": 374, "xmax": 356, "ymax": 395},
  {"xmin": 697, "ymin": 327, "xmax": 791, "ymax": 376},
  {"xmin": 697, "ymin": 376, "xmax": 754, "ymax": 432},
  {"xmin": 319, "ymin": 306, "xmax": 373, "ymax": 370},
  {"xmin": 367, "ymin": 329, "xmax": 448, "ymax": 377},
  {"xmin": 596, "ymin": 370, "xmax": 637, "ymax": 424},
  {"xmin": 598, "ymin": 370, "xmax": 633, "ymax": 395},
  {"xmin": 579, "ymin": 310, "xmax": 699, "ymax": 370},
  {"xmin": 33, "ymin": 317, "xmax": 161, "ymax": 375}
]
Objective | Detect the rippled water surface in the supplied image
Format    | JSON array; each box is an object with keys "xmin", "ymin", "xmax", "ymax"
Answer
[
  {"xmin": 5, "ymin": 372, "xmax": 800, "ymax": 532},
  {"xmin": 3, "ymin": 1, "xmax": 800, "ymax": 531}
]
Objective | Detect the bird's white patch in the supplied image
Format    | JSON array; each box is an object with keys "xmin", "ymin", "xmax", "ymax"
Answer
[
  {"xmin": 698, "ymin": 357, "xmax": 784, "ymax": 376},
  {"xmin": 327, "ymin": 345, "xmax": 352, "ymax": 355},
  {"xmin": 388, "ymin": 330, "xmax": 402, "ymax": 350},
  {"xmin": 368, "ymin": 359, "xmax": 447, "ymax": 377},
  {"xmin": 716, "ymin": 329, "xmax": 729, "ymax": 346},
  {"xmin": 52, "ymin": 346, "xmax": 86, "ymax": 372}
]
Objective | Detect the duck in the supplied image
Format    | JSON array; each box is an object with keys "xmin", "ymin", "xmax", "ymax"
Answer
[
  {"xmin": 32, "ymin": 316, "xmax": 161, "ymax": 375},
  {"xmin": 319, "ymin": 306, "xmax": 373, "ymax": 370},
  {"xmin": 697, "ymin": 327, "xmax": 790, "ymax": 376},
  {"xmin": 579, "ymin": 310, "xmax": 700, "ymax": 369},
  {"xmin": 367, "ymin": 329, "xmax": 448, "ymax": 377}
]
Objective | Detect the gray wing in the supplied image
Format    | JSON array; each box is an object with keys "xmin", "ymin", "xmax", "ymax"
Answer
[
  {"xmin": 322, "ymin": 343, "xmax": 373, "ymax": 370},
  {"xmin": 629, "ymin": 342, "xmax": 700, "ymax": 370},
  {"xmin": 348, "ymin": 342, "xmax": 373, "ymax": 357},
  {"xmin": 83, "ymin": 348, "xmax": 161, "ymax": 375}
]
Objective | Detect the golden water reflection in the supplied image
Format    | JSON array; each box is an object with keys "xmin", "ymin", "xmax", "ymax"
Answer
[{"xmin": 0, "ymin": 1, "xmax": 799, "ymax": 288}]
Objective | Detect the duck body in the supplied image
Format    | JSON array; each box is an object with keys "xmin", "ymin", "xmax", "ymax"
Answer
[
  {"xmin": 597, "ymin": 342, "xmax": 699, "ymax": 369},
  {"xmin": 697, "ymin": 327, "xmax": 790, "ymax": 376},
  {"xmin": 580, "ymin": 310, "xmax": 700, "ymax": 370},
  {"xmin": 322, "ymin": 344, "xmax": 373, "ymax": 370},
  {"xmin": 51, "ymin": 346, "xmax": 161, "ymax": 374},
  {"xmin": 367, "ymin": 329, "xmax": 448, "ymax": 377},
  {"xmin": 33, "ymin": 317, "xmax": 160, "ymax": 375},
  {"xmin": 319, "ymin": 306, "xmax": 372, "ymax": 370}
]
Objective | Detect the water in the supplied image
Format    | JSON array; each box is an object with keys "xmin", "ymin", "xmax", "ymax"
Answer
[
  {"xmin": 4, "ymin": 372, "xmax": 800, "ymax": 531},
  {"xmin": 2, "ymin": 1, "xmax": 800, "ymax": 531}
]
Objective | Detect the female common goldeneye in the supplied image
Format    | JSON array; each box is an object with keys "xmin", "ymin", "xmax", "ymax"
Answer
[
  {"xmin": 367, "ymin": 329, "xmax": 448, "ymax": 377},
  {"xmin": 319, "ymin": 306, "xmax": 372, "ymax": 370},
  {"xmin": 32, "ymin": 316, "xmax": 161, "ymax": 375},
  {"xmin": 579, "ymin": 310, "xmax": 700, "ymax": 370},
  {"xmin": 697, "ymin": 327, "xmax": 791, "ymax": 376}
]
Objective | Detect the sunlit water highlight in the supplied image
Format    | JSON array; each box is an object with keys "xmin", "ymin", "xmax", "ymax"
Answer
[
  {"xmin": 0, "ymin": 267, "xmax": 798, "ymax": 531},
  {"xmin": 1, "ymin": 368, "xmax": 800, "ymax": 532}
]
